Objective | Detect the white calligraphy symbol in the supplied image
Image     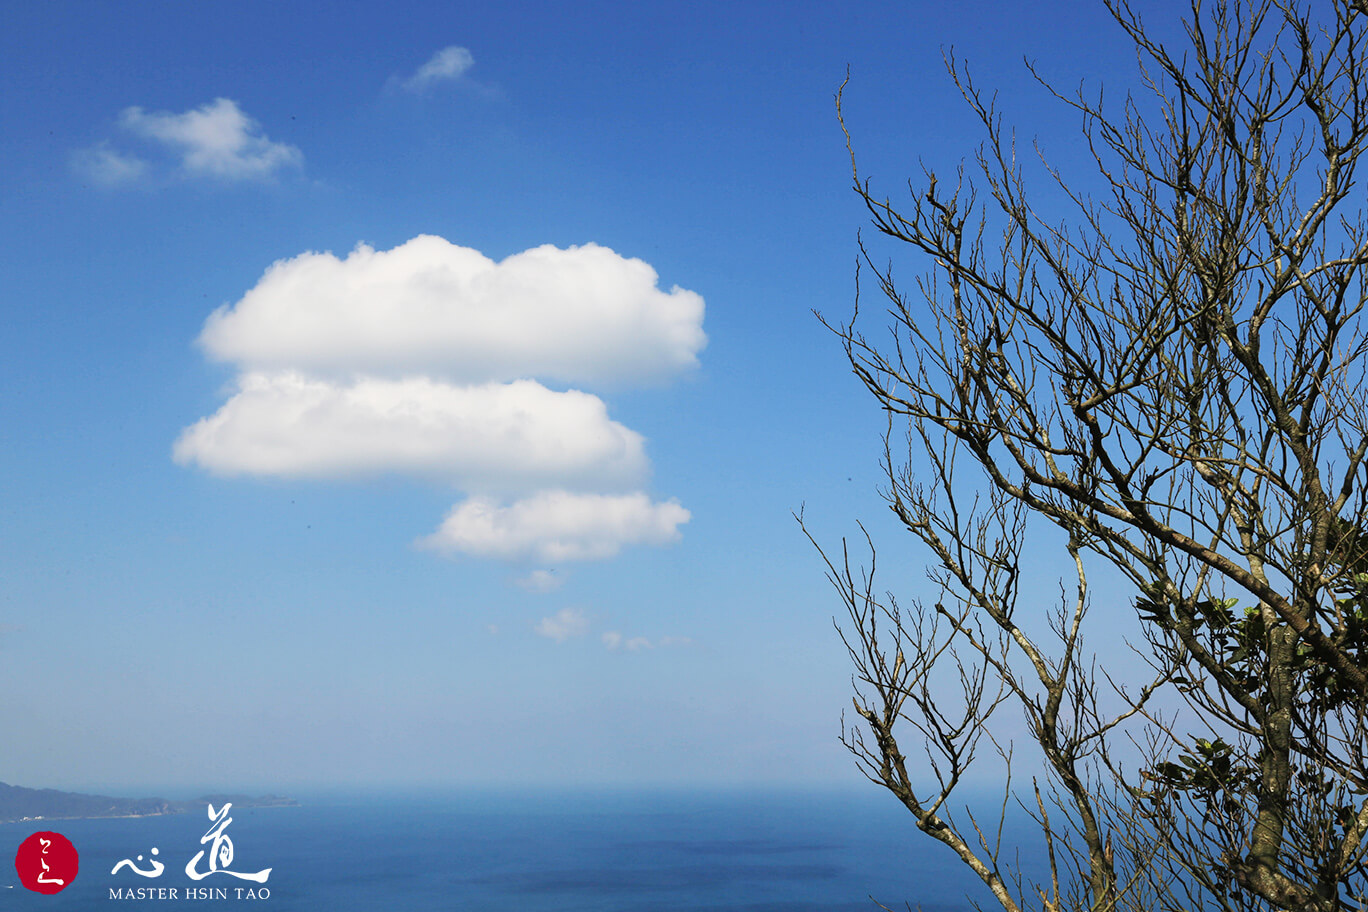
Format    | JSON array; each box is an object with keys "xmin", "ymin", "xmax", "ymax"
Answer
[
  {"xmin": 35, "ymin": 838, "xmax": 64, "ymax": 886},
  {"xmin": 111, "ymin": 847, "xmax": 164, "ymax": 878},
  {"xmin": 185, "ymin": 803, "xmax": 271, "ymax": 883}
]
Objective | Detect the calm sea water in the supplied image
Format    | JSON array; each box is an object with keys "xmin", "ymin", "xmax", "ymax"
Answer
[{"xmin": 0, "ymin": 788, "xmax": 1006, "ymax": 910}]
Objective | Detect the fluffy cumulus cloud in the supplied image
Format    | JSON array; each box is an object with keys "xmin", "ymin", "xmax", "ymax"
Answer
[
  {"xmin": 419, "ymin": 492, "xmax": 690, "ymax": 562},
  {"xmin": 402, "ymin": 46, "xmax": 475, "ymax": 92},
  {"xmin": 178, "ymin": 236, "xmax": 702, "ymax": 565},
  {"xmin": 197, "ymin": 237, "xmax": 705, "ymax": 386},
  {"xmin": 173, "ymin": 374, "xmax": 647, "ymax": 491}
]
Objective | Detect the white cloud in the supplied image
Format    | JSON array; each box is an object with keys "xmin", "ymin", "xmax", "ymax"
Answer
[
  {"xmin": 602, "ymin": 632, "xmax": 691, "ymax": 651},
  {"xmin": 172, "ymin": 373, "xmax": 646, "ymax": 492},
  {"xmin": 419, "ymin": 491, "xmax": 690, "ymax": 562},
  {"xmin": 119, "ymin": 98, "xmax": 301, "ymax": 180},
  {"xmin": 178, "ymin": 235, "xmax": 701, "ymax": 567},
  {"xmin": 534, "ymin": 608, "xmax": 589, "ymax": 643},
  {"xmin": 608, "ymin": 632, "xmax": 652, "ymax": 651},
  {"xmin": 402, "ymin": 46, "xmax": 475, "ymax": 92},
  {"xmin": 71, "ymin": 143, "xmax": 148, "ymax": 186},
  {"xmin": 515, "ymin": 570, "xmax": 563, "ymax": 593},
  {"xmin": 198, "ymin": 236, "xmax": 705, "ymax": 387}
]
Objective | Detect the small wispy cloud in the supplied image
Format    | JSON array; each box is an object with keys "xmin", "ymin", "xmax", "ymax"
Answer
[
  {"xmin": 401, "ymin": 46, "xmax": 475, "ymax": 93},
  {"xmin": 602, "ymin": 631, "xmax": 691, "ymax": 652},
  {"xmin": 534, "ymin": 607, "xmax": 590, "ymax": 643},
  {"xmin": 71, "ymin": 142, "xmax": 148, "ymax": 186},
  {"xmin": 527, "ymin": 611, "xmax": 690, "ymax": 650},
  {"xmin": 515, "ymin": 569, "xmax": 563, "ymax": 593},
  {"xmin": 120, "ymin": 98, "xmax": 301, "ymax": 180},
  {"xmin": 75, "ymin": 98, "xmax": 301, "ymax": 186}
]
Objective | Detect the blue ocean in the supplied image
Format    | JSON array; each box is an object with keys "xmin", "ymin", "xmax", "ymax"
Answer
[{"xmin": 1, "ymin": 788, "xmax": 1006, "ymax": 910}]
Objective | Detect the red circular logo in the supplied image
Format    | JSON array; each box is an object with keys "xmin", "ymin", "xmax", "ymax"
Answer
[{"xmin": 14, "ymin": 831, "xmax": 78, "ymax": 894}]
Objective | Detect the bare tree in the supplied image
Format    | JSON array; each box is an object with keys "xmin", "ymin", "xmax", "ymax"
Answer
[{"xmin": 814, "ymin": 1, "xmax": 1368, "ymax": 909}]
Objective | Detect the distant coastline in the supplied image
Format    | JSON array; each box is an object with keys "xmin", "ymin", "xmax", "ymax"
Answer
[{"xmin": 0, "ymin": 782, "xmax": 297, "ymax": 824}]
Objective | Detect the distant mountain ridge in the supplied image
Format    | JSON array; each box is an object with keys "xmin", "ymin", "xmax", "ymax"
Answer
[{"xmin": 0, "ymin": 782, "xmax": 296, "ymax": 823}]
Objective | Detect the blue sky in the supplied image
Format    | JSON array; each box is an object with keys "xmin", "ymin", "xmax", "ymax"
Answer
[{"xmin": 0, "ymin": 0, "xmax": 1163, "ymax": 793}]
